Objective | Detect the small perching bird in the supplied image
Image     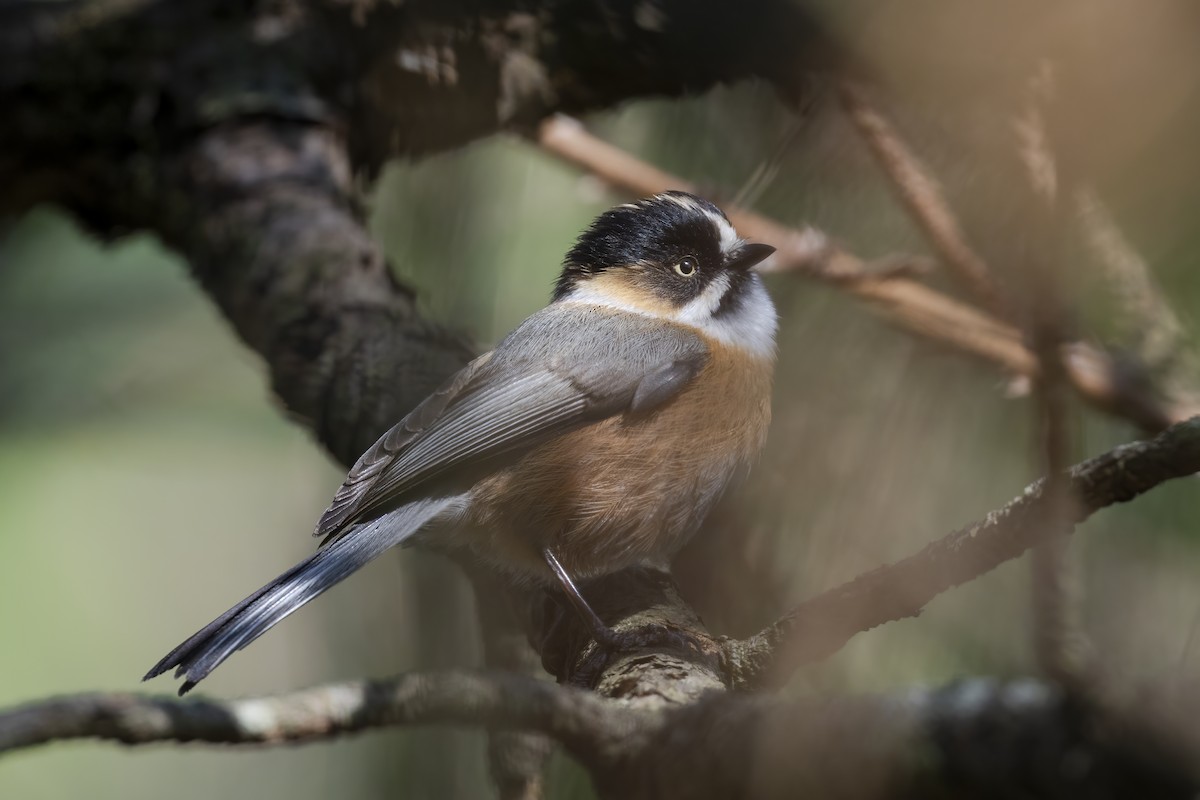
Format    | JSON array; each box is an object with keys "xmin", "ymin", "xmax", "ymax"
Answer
[{"xmin": 146, "ymin": 191, "xmax": 777, "ymax": 694}]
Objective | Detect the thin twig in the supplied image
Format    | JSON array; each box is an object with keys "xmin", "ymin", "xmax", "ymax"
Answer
[
  {"xmin": 836, "ymin": 79, "xmax": 1006, "ymax": 314},
  {"xmin": 721, "ymin": 415, "xmax": 1200, "ymax": 690},
  {"xmin": 535, "ymin": 115, "xmax": 1193, "ymax": 432}
]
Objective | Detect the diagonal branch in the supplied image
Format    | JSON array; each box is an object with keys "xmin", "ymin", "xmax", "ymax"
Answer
[
  {"xmin": 836, "ymin": 79, "xmax": 1006, "ymax": 314},
  {"xmin": 721, "ymin": 414, "xmax": 1200, "ymax": 690}
]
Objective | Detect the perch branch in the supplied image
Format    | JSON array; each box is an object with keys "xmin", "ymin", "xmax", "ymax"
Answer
[{"xmin": 721, "ymin": 414, "xmax": 1200, "ymax": 689}]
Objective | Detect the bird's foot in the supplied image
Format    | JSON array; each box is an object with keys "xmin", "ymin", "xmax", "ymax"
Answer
[
  {"xmin": 589, "ymin": 620, "xmax": 700, "ymax": 656},
  {"xmin": 561, "ymin": 620, "xmax": 708, "ymax": 688}
]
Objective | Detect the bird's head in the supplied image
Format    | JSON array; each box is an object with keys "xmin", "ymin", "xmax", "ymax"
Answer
[{"xmin": 555, "ymin": 191, "xmax": 777, "ymax": 354}]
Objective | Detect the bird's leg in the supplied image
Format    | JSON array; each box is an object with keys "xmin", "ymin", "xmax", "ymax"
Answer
[
  {"xmin": 539, "ymin": 549, "xmax": 706, "ymax": 685},
  {"xmin": 541, "ymin": 548, "xmax": 620, "ymax": 647}
]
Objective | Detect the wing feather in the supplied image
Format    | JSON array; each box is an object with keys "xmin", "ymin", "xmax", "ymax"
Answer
[
  {"xmin": 314, "ymin": 306, "xmax": 710, "ymax": 543},
  {"xmin": 315, "ymin": 353, "xmax": 493, "ymax": 538}
]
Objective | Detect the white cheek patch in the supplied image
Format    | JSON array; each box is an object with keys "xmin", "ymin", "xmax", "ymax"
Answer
[
  {"xmin": 685, "ymin": 275, "xmax": 778, "ymax": 360},
  {"xmin": 675, "ymin": 272, "xmax": 777, "ymax": 359},
  {"xmin": 675, "ymin": 272, "xmax": 731, "ymax": 325}
]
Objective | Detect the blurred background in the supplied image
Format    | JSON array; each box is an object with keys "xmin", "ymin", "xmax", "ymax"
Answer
[{"xmin": 4, "ymin": 2, "xmax": 1200, "ymax": 798}]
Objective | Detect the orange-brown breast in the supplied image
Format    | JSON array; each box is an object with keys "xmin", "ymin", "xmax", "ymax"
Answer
[{"xmin": 465, "ymin": 335, "xmax": 773, "ymax": 579}]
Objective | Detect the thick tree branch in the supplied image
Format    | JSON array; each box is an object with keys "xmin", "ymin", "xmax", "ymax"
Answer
[
  {"xmin": 343, "ymin": 0, "xmax": 842, "ymax": 172},
  {"xmin": 1, "ymin": 0, "xmax": 843, "ymax": 213},
  {"xmin": 155, "ymin": 121, "xmax": 476, "ymax": 463},
  {"xmin": 722, "ymin": 415, "xmax": 1200, "ymax": 690}
]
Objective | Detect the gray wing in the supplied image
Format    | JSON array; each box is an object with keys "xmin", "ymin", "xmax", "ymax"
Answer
[
  {"xmin": 314, "ymin": 352, "xmax": 494, "ymax": 539},
  {"xmin": 314, "ymin": 305, "xmax": 709, "ymax": 542}
]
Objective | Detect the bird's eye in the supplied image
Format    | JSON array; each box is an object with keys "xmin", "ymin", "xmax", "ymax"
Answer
[{"xmin": 674, "ymin": 257, "xmax": 698, "ymax": 277}]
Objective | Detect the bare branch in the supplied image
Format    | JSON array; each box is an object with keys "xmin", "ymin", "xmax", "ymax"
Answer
[
  {"xmin": 536, "ymin": 115, "xmax": 1194, "ymax": 432},
  {"xmin": 0, "ymin": 671, "xmax": 632, "ymax": 760},
  {"xmin": 836, "ymin": 79, "xmax": 1006, "ymax": 314},
  {"xmin": 1013, "ymin": 60, "xmax": 1095, "ymax": 689},
  {"xmin": 722, "ymin": 414, "xmax": 1200, "ymax": 690}
]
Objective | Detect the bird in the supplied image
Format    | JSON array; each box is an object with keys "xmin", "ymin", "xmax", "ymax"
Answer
[{"xmin": 145, "ymin": 190, "xmax": 777, "ymax": 694}]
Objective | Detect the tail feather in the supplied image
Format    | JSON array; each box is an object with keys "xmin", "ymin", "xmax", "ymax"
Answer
[{"xmin": 145, "ymin": 497, "xmax": 456, "ymax": 695}]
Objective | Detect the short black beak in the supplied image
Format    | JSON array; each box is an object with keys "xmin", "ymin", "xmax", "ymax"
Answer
[{"xmin": 726, "ymin": 242, "xmax": 775, "ymax": 271}]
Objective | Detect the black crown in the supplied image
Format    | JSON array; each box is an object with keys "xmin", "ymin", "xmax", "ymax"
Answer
[{"xmin": 554, "ymin": 191, "xmax": 729, "ymax": 300}]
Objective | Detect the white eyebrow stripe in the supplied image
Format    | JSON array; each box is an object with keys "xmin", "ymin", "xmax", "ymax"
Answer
[{"xmin": 703, "ymin": 209, "xmax": 740, "ymax": 253}]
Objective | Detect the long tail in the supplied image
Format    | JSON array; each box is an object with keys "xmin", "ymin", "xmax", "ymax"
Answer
[{"xmin": 144, "ymin": 497, "xmax": 456, "ymax": 695}]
